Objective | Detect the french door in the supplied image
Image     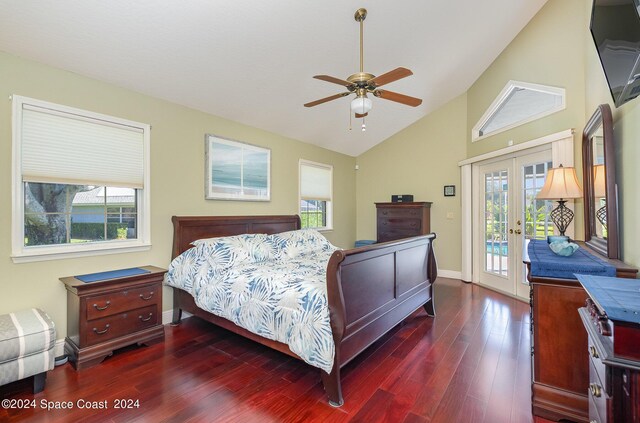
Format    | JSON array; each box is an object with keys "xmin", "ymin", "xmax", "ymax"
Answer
[{"xmin": 475, "ymin": 149, "xmax": 555, "ymax": 299}]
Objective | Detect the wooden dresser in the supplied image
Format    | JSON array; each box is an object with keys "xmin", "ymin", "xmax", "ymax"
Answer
[
  {"xmin": 60, "ymin": 266, "xmax": 166, "ymax": 370},
  {"xmin": 375, "ymin": 202, "xmax": 431, "ymax": 243},
  {"xmin": 578, "ymin": 275, "xmax": 640, "ymax": 423},
  {"xmin": 524, "ymin": 243, "xmax": 637, "ymax": 422}
]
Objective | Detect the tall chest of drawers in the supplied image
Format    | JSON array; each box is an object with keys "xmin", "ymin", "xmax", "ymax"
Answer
[
  {"xmin": 60, "ymin": 266, "xmax": 166, "ymax": 370},
  {"xmin": 375, "ymin": 202, "xmax": 432, "ymax": 243},
  {"xmin": 578, "ymin": 274, "xmax": 640, "ymax": 423}
]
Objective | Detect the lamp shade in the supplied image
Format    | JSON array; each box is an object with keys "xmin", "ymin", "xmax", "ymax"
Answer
[
  {"xmin": 350, "ymin": 95, "xmax": 372, "ymax": 114},
  {"xmin": 593, "ymin": 164, "xmax": 606, "ymax": 198},
  {"xmin": 536, "ymin": 165, "xmax": 583, "ymax": 200}
]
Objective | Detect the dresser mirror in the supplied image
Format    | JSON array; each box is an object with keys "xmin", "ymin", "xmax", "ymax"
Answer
[{"xmin": 582, "ymin": 104, "xmax": 619, "ymax": 258}]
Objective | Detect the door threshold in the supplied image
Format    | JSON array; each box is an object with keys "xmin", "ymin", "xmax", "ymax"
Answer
[{"xmin": 475, "ymin": 282, "xmax": 530, "ymax": 303}]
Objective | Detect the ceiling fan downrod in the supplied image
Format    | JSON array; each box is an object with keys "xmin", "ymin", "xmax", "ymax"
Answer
[{"xmin": 355, "ymin": 8, "xmax": 367, "ymax": 74}]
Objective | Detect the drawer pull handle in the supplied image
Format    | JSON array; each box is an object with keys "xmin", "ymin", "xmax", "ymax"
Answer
[
  {"xmin": 597, "ymin": 319, "xmax": 612, "ymax": 336},
  {"xmin": 589, "ymin": 383, "xmax": 602, "ymax": 398},
  {"xmin": 93, "ymin": 301, "xmax": 111, "ymax": 311},
  {"xmin": 589, "ymin": 345, "xmax": 599, "ymax": 358},
  {"xmin": 93, "ymin": 324, "xmax": 110, "ymax": 335},
  {"xmin": 139, "ymin": 313, "xmax": 153, "ymax": 322},
  {"xmin": 140, "ymin": 292, "xmax": 154, "ymax": 301}
]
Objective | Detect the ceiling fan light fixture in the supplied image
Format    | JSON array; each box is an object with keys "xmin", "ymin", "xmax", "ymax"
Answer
[{"xmin": 350, "ymin": 95, "xmax": 372, "ymax": 115}]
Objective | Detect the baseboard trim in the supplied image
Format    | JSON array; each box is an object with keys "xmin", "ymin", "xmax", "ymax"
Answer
[
  {"xmin": 54, "ymin": 339, "xmax": 65, "ymax": 358},
  {"xmin": 437, "ymin": 269, "xmax": 462, "ymax": 280},
  {"xmin": 162, "ymin": 309, "xmax": 192, "ymax": 325},
  {"xmin": 53, "ymin": 310, "xmax": 192, "ymax": 357}
]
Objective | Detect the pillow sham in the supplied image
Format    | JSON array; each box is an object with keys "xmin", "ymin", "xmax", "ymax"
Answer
[{"xmin": 270, "ymin": 229, "xmax": 335, "ymax": 259}]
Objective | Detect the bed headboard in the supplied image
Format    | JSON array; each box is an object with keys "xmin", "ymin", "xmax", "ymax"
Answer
[{"xmin": 171, "ymin": 215, "xmax": 301, "ymax": 258}]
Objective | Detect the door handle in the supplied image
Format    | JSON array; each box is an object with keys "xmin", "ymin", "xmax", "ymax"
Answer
[
  {"xmin": 514, "ymin": 229, "xmax": 522, "ymax": 235},
  {"xmin": 509, "ymin": 229, "xmax": 514, "ymax": 234}
]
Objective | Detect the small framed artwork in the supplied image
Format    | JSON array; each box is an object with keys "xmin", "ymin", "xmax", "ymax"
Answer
[
  {"xmin": 444, "ymin": 185, "xmax": 456, "ymax": 197},
  {"xmin": 205, "ymin": 134, "xmax": 271, "ymax": 201}
]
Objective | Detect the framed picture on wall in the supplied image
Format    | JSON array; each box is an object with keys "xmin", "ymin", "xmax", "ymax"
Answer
[{"xmin": 205, "ymin": 134, "xmax": 271, "ymax": 201}]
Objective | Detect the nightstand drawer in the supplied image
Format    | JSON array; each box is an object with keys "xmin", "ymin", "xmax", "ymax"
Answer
[
  {"xmin": 84, "ymin": 305, "xmax": 158, "ymax": 346},
  {"xmin": 86, "ymin": 283, "xmax": 159, "ymax": 320}
]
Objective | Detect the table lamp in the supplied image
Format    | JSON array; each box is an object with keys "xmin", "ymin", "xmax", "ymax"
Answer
[{"xmin": 536, "ymin": 164, "xmax": 583, "ymax": 242}]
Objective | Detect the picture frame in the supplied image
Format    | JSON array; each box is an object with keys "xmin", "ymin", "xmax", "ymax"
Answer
[
  {"xmin": 205, "ymin": 134, "xmax": 271, "ymax": 201},
  {"xmin": 444, "ymin": 185, "xmax": 456, "ymax": 197}
]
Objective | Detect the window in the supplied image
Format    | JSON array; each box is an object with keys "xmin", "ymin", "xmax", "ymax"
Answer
[
  {"xmin": 472, "ymin": 81, "xmax": 565, "ymax": 142},
  {"xmin": 12, "ymin": 95, "xmax": 150, "ymax": 262},
  {"xmin": 299, "ymin": 160, "xmax": 332, "ymax": 230},
  {"xmin": 523, "ymin": 161, "xmax": 556, "ymax": 240}
]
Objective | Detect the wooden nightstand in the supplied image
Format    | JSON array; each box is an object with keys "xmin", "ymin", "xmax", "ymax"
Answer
[{"xmin": 60, "ymin": 265, "xmax": 166, "ymax": 370}]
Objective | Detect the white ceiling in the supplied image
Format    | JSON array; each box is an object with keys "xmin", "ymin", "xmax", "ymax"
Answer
[{"xmin": 0, "ymin": 1, "xmax": 548, "ymax": 156}]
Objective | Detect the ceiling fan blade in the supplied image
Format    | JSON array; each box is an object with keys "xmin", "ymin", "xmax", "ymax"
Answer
[
  {"xmin": 313, "ymin": 75, "xmax": 354, "ymax": 88},
  {"xmin": 375, "ymin": 90, "xmax": 423, "ymax": 107},
  {"xmin": 304, "ymin": 92, "xmax": 351, "ymax": 108},
  {"xmin": 355, "ymin": 112, "xmax": 368, "ymax": 118},
  {"xmin": 368, "ymin": 67, "xmax": 413, "ymax": 88}
]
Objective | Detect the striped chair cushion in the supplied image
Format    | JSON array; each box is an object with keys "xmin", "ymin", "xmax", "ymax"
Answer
[{"xmin": 0, "ymin": 308, "xmax": 56, "ymax": 364}]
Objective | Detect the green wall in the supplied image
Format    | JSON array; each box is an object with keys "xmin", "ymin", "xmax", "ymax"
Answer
[
  {"xmin": 464, "ymin": 0, "xmax": 640, "ymax": 270},
  {"xmin": 584, "ymin": 0, "xmax": 640, "ymax": 268},
  {"xmin": 467, "ymin": 0, "xmax": 586, "ymax": 156},
  {"xmin": 0, "ymin": 51, "xmax": 357, "ymax": 338},
  {"xmin": 355, "ymin": 94, "xmax": 467, "ymax": 272},
  {"xmin": 4, "ymin": 0, "xmax": 640, "ymax": 346}
]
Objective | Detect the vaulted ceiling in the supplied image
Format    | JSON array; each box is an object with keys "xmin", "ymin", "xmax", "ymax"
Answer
[{"xmin": 0, "ymin": 1, "xmax": 548, "ymax": 156}]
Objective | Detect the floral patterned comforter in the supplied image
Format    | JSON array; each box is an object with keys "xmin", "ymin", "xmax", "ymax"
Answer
[{"xmin": 166, "ymin": 229, "xmax": 338, "ymax": 373}]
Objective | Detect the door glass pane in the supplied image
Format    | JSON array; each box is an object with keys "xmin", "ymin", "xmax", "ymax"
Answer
[
  {"xmin": 522, "ymin": 160, "xmax": 555, "ymax": 284},
  {"xmin": 484, "ymin": 170, "xmax": 509, "ymax": 276},
  {"xmin": 522, "ymin": 161, "xmax": 555, "ymax": 241}
]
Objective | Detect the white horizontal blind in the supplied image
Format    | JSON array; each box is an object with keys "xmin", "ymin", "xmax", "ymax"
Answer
[
  {"xmin": 21, "ymin": 105, "xmax": 145, "ymax": 188},
  {"xmin": 300, "ymin": 161, "xmax": 332, "ymax": 201}
]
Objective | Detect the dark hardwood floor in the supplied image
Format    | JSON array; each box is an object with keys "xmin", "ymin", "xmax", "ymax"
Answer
[{"xmin": 1, "ymin": 278, "xmax": 555, "ymax": 422}]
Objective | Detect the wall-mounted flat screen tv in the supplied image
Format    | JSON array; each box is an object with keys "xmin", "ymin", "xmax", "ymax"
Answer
[{"xmin": 590, "ymin": 0, "xmax": 640, "ymax": 107}]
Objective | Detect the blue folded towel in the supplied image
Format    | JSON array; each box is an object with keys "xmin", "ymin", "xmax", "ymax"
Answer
[
  {"xmin": 528, "ymin": 239, "xmax": 615, "ymax": 279},
  {"xmin": 76, "ymin": 267, "xmax": 150, "ymax": 283}
]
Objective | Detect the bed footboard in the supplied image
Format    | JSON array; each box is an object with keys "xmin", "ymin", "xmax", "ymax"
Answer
[{"xmin": 323, "ymin": 234, "xmax": 437, "ymax": 406}]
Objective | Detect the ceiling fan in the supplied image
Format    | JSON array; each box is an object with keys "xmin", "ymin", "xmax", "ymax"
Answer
[{"xmin": 304, "ymin": 8, "xmax": 422, "ymax": 130}]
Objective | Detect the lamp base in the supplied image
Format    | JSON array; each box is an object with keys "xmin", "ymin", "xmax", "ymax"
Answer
[{"xmin": 549, "ymin": 199, "xmax": 574, "ymax": 237}]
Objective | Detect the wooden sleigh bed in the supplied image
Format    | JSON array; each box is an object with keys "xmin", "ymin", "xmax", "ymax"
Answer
[{"xmin": 169, "ymin": 215, "xmax": 438, "ymax": 406}]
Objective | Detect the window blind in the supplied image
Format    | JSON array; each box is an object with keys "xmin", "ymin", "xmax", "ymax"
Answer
[
  {"xmin": 21, "ymin": 105, "xmax": 145, "ymax": 188},
  {"xmin": 300, "ymin": 162, "xmax": 332, "ymax": 201}
]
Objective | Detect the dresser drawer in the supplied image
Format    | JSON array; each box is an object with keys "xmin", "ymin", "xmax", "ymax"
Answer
[
  {"xmin": 378, "ymin": 208, "xmax": 422, "ymax": 218},
  {"xmin": 588, "ymin": 336, "xmax": 610, "ymax": 395},
  {"xmin": 378, "ymin": 218, "xmax": 422, "ymax": 230},
  {"xmin": 85, "ymin": 283, "xmax": 159, "ymax": 320},
  {"xmin": 84, "ymin": 305, "xmax": 158, "ymax": 346},
  {"xmin": 378, "ymin": 229, "xmax": 419, "ymax": 242},
  {"xmin": 589, "ymin": 358, "xmax": 610, "ymax": 423}
]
